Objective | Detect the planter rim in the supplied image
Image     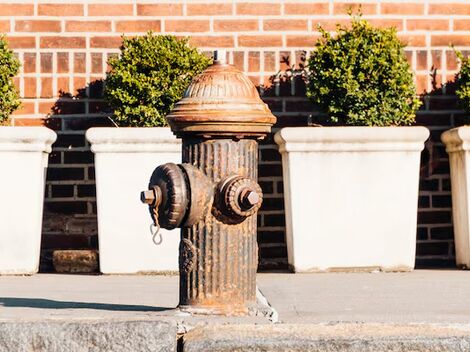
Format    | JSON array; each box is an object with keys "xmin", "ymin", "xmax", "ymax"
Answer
[
  {"xmin": 0, "ymin": 126, "xmax": 57, "ymax": 153},
  {"xmin": 274, "ymin": 126, "xmax": 429, "ymax": 153},
  {"xmin": 441, "ymin": 126, "xmax": 470, "ymax": 152},
  {"xmin": 86, "ymin": 127, "xmax": 181, "ymax": 153}
]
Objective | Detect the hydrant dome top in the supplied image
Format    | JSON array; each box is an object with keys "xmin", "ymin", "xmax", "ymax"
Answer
[{"xmin": 165, "ymin": 61, "xmax": 276, "ymax": 137}]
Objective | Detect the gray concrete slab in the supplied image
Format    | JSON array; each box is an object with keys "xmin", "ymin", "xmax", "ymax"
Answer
[{"xmin": 257, "ymin": 270, "xmax": 470, "ymax": 324}]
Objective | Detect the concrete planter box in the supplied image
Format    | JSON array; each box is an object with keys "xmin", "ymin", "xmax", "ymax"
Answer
[
  {"xmin": 275, "ymin": 126, "xmax": 429, "ymax": 273},
  {"xmin": 0, "ymin": 127, "xmax": 56, "ymax": 274},
  {"xmin": 442, "ymin": 126, "xmax": 470, "ymax": 268},
  {"xmin": 86, "ymin": 127, "xmax": 181, "ymax": 274}
]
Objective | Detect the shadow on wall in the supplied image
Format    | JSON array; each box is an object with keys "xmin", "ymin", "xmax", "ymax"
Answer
[{"xmin": 40, "ymin": 80, "xmax": 114, "ymax": 273}]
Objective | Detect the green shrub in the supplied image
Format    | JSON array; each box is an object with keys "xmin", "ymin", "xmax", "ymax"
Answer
[
  {"xmin": 105, "ymin": 33, "xmax": 211, "ymax": 127},
  {"xmin": 456, "ymin": 51, "xmax": 470, "ymax": 114},
  {"xmin": 306, "ymin": 17, "xmax": 421, "ymax": 126},
  {"xmin": 0, "ymin": 36, "xmax": 20, "ymax": 124}
]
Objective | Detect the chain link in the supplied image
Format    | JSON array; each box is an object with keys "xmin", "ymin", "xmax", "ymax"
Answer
[{"xmin": 150, "ymin": 216, "xmax": 163, "ymax": 245}]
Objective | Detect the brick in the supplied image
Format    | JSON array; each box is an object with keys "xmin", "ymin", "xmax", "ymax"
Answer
[
  {"xmin": 232, "ymin": 51, "xmax": 244, "ymax": 70},
  {"xmin": 38, "ymin": 4, "xmax": 83, "ymax": 16},
  {"xmin": 88, "ymin": 4, "xmax": 133, "ymax": 16},
  {"xmin": 418, "ymin": 195, "xmax": 430, "ymax": 208},
  {"xmin": 48, "ymin": 152, "xmax": 61, "ymax": 164},
  {"xmin": 91, "ymin": 53, "xmax": 102, "ymax": 74},
  {"xmin": 23, "ymin": 77, "xmax": 37, "ymax": 98},
  {"xmin": 53, "ymin": 250, "xmax": 98, "ymax": 273},
  {"xmin": 189, "ymin": 36, "xmax": 234, "ymax": 47},
  {"xmin": 41, "ymin": 235, "xmax": 92, "ymax": 250},
  {"xmin": 432, "ymin": 195, "xmax": 452, "ymax": 208},
  {"xmin": 137, "ymin": 4, "xmax": 183, "ymax": 16},
  {"xmin": 416, "ymin": 242, "xmax": 450, "ymax": 257},
  {"xmin": 433, "ymin": 35, "xmax": 470, "ymax": 47},
  {"xmin": 64, "ymin": 151, "xmax": 94, "ymax": 164},
  {"xmin": 264, "ymin": 51, "xmax": 276, "ymax": 72},
  {"xmin": 313, "ymin": 19, "xmax": 352, "ymax": 31},
  {"xmin": 47, "ymin": 167, "xmax": 84, "ymax": 181},
  {"xmin": 287, "ymin": 35, "xmax": 318, "ymax": 47},
  {"xmin": 259, "ymin": 244, "xmax": 287, "ymax": 258},
  {"xmin": 45, "ymin": 201, "xmax": 88, "ymax": 215},
  {"xmin": 264, "ymin": 214, "xmax": 286, "ymax": 227},
  {"xmin": 74, "ymin": 53, "xmax": 86, "ymax": 73},
  {"xmin": 90, "ymin": 37, "xmax": 122, "ymax": 48},
  {"xmin": 165, "ymin": 20, "xmax": 210, "ymax": 32},
  {"xmin": 187, "ymin": 3, "xmax": 232, "ymax": 15},
  {"xmin": 73, "ymin": 77, "xmax": 87, "ymax": 95},
  {"xmin": 429, "ymin": 4, "xmax": 470, "ymax": 15},
  {"xmin": 236, "ymin": 3, "xmax": 281, "ymax": 15},
  {"xmin": 55, "ymin": 77, "xmax": 70, "ymax": 96},
  {"xmin": 6, "ymin": 37, "xmax": 35, "ymax": 49},
  {"xmin": 431, "ymin": 50, "xmax": 443, "ymax": 70},
  {"xmin": 0, "ymin": 20, "xmax": 9, "ymax": 32},
  {"xmin": 399, "ymin": 35, "xmax": 426, "ymax": 47},
  {"xmin": 214, "ymin": 20, "xmax": 259, "ymax": 32},
  {"xmin": 66, "ymin": 21, "xmax": 111, "ymax": 32},
  {"xmin": 51, "ymin": 185, "xmax": 74, "ymax": 198},
  {"xmin": 41, "ymin": 77, "xmax": 53, "ymax": 98},
  {"xmin": 407, "ymin": 19, "xmax": 449, "ymax": 31},
  {"xmin": 333, "ymin": 3, "xmax": 377, "ymax": 15},
  {"xmin": 41, "ymin": 37, "xmax": 85, "ymax": 49},
  {"xmin": 116, "ymin": 20, "xmax": 161, "ymax": 33},
  {"xmin": 54, "ymin": 134, "xmax": 85, "ymax": 148},
  {"xmin": 239, "ymin": 35, "xmax": 282, "ymax": 47},
  {"xmin": 23, "ymin": 53, "xmax": 36, "ymax": 73},
  {"xmin": 264, "ymin": 19, "xmax": 308, "ymax": 31},
  {"xmin": 12, "ymin": 103, "xmax": 35, "ymax": 116},
  {"xmin": 50, "ymin": 101, "xmax": 86, "ymax": 115},
  {"xmin": 381, "ymin": 3, "xmax": 424, "ymax": 15},
  {"xmin": 248, "ymin": 51, "xmax": 260, "ymax": 72},
  {"xmin": 366, "ymin": 19, "xmax": 404, "ymax": 31},
  {"xmin": 62, "ymin": 117, "xmax": 114, "ymax": 131},
  {"xmin": 13, "ymin": 117, "xmax": 45, "ymax": 126},
  {"xmin": 416, "ymin": 50, "xmax": 427, "ymax": 70},
  {"xmin": 285, "ymin": 3, "xmax": 329, "ymax": 15},
  {"xmin": 259, "ymin": 181, "xmax": 274, "ymax": 194},
  {"xmin": 40, "ymin": 53, "xmax": 53, "ymax": 73},
  {"xmin": 0, "ymin": 4, "xmax": 33, "ymax": 15},
  {"xmin": 259, "ymin": 164, "xmax": 282, "ymax": 177},
  {"xmin": 57, "ymin": 53, "xmax": 70, "ymax": 73},
  {"xmin": 430, "ymin": 226, "xmax": 454, "ymax": 240},
  {"xmin": 16, "ymin": 20, "xmax": 61, "ymax": 32},
  {"xmin": 77, "ymin": 185, "xmax": 96, "ymax": 197},
  {"xmin": 418, "ymin": 210, "xmax": 451, "ymax": 224}
]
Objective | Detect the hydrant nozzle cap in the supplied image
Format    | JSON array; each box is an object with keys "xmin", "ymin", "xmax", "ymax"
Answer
[{"xmin": 166, "ymin": 56, "xmax": 276, "ymax": 138}]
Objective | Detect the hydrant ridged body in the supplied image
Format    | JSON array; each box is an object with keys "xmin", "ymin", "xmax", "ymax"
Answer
[{"xmin": 142, "ymin": 52, "xmax": 276, "ymax": 315}]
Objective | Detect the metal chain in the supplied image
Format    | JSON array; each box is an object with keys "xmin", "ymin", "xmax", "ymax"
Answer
[{"xmin": 150, "ymin": 209, "xmax": 163, "ymax": 246}]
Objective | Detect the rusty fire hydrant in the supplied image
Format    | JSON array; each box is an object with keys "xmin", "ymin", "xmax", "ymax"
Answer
[{"xmin": 141, "ymin": 50, "xmax": 276, "ymax": 315}]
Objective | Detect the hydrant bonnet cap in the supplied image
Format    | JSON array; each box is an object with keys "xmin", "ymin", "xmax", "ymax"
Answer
[{"xmin": 166, "ymin": 52, "xmax": 276, "ymax": 137}]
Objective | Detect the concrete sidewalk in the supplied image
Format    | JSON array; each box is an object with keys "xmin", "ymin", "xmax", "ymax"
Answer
[{"xmin": 1, "ymin": 270, "xmax": 470, "ymax": 351}]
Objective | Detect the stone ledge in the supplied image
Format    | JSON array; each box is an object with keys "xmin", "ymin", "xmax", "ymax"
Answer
[
  {"xmin": 183, "ymin": 323, "xmax": 470, "ymax": 352},
  {"xmin": 0, "ymin": 320, "xmax": 177, "ymax": 352}
]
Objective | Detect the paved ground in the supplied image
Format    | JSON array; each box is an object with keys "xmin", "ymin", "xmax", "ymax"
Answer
[
  {"xmin": 257, "ymin": 270, "xmax": 470, "ymax": 324},
  {"xmin": 3, "ymin": 271, "xmax": 470, "ymax": 351},
  {"xmin": 1, "ymin": 270, "xmax": 470, "ymax": 324}
]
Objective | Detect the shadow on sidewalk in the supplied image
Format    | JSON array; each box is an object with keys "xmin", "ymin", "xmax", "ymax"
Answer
[{"xmin": 0, "ymin": 297, "xmax": 172, "ymax": 312}]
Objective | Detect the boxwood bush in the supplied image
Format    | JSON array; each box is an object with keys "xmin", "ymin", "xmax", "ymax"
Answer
[
  {"xmin": 456, "ymin": 52, "xmax": 470, "ymax": 113},
  {"xmin": 105, "ymin": 33, "xmax": 211, "ymax": 127},
  {"xmin": 306, "ymin": 17, "xmax": 421, "ymax": 126},
  {"xmin": 0, "ymin": 36, "xmax": 20, "ymax": 124}
]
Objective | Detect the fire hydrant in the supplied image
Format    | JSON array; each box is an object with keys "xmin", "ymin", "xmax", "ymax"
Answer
[{"xmin": 141, "ymin": 51, "xmax": 276, "ymax": 315}]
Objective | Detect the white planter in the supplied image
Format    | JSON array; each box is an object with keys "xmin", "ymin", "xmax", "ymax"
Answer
[
  {"xmin": 0, "ymin": 127, "xmax": 56, "ymax": 274},
  {"xmin": 86, "ymin": 127, "xmax": 181, "ymax": 274},
  {"xmin": 442, "ymin": 126, "xmax": 470, "ymax": 268},
  {"xmin": 275, "ymin": 126, "xmax": 429, "ymax": 272}
]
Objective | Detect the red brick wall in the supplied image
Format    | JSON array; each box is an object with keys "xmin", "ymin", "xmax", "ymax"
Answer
[{"xmin": 4, "ymin": 0, "xmax": 467, "ymax": 270}]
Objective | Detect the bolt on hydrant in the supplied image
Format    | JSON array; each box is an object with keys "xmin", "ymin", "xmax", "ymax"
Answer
[{"xmin": 141, "ymin": 50, "xmax": 276, "ymax": 315}]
